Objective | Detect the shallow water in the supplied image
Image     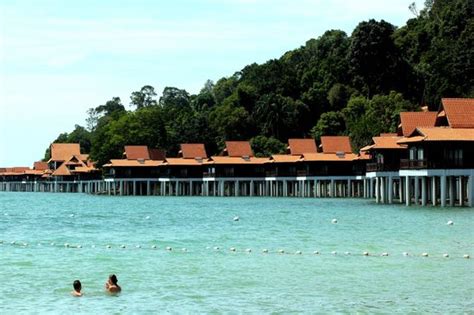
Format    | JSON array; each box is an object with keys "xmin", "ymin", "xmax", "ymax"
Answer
[{"xmin": 0, "ymin": 192, "xmax": 473, "ymax": 313}]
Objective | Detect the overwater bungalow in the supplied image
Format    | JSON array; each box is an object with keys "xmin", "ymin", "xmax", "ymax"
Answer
[
  {"xmin": 205, "ymin": 141, "xmax": 269, "ymax": 196},
  {"xmin": 397, "ymin": 98, "xmax": 474, "ymax": 207}
]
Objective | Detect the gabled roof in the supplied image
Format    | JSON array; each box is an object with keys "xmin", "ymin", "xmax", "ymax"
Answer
[
  {"xmin": 399, "ymin": 112, "xmax": 438, "ymax": 136},
  {"xmin": 179, "ymin": 144, "xmax": 207, "ymax": 159},
  {"xmin": 210, "ymin": 156, "xmax": 268, "ymax": 165},
  {"xmin": 124, "ymin": 145, "xmax": 150, "ymax": 160},
  {"xmin": 399, "ymin": 127, "xmax": 474, "ymax": 143},
  {"xmin": 287, "ymin": 139, "xmax": 318, "ymax": 155},
  {"xmin": 441, "ymin": 98, "xmax": 474, "ymax": 128},
  {"xmin": 320, "ymin": 136, "xmax": 352, "ymax": 153},
  {"xmin": 380, "ymin": 133, "xmax": 398, "ymax": 137},
  {"xmin": 269, "ymin": 155, "xmax": 303, "ymax": 163},
  {"xmin": 50, "ymin": 143, "xmax": 81, "ymax": 162},
  {"xmin": 224, "ymin": 141, "xmax": 253, "ymax": 157},
  {"xmin": 372, "ymin": 136, "xmax": 407, "ymax": 149},
  {"xmin": 52, "ymin": 163, "xmax": 72, "ymax": 176},
  {"xmin": 33, "ymin": 161, "xmax": 49, "ymax": 171}
]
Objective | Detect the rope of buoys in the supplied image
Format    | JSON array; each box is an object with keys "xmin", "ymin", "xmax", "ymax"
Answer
[{"xmin": 1, "ymin": 240, "xmax": 471, "ymax": 259}]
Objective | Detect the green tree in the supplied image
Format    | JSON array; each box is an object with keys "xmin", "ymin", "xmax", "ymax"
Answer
[
  {"xmin": 250, "ymin": 135, "xmax": 286, "ymax": 157},
  {"xmin": 130, "ymin": 85, "xmax": 158, "ymax": 109},
  {"xmin": 310, "ymin": 111, "xmax": 346, "ymax": 141}
]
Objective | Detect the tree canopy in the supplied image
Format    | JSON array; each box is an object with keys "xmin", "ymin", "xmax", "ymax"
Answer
[{"xmin": 45, "ymin": 1, "xmax": 472, "ymax": 166}]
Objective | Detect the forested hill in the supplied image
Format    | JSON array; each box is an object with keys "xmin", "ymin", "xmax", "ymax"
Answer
[{"xmin": 46, "ymin": 0, "xmax": 473, "ymax": 166}]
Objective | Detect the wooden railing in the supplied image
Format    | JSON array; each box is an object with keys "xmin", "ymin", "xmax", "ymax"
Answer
[{"xmin": 400, "ymin": 159, "xmax": 428, "ymax": 169}]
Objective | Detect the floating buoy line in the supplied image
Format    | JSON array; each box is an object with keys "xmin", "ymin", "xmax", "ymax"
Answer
[{"xmin": 0, "ymin": 240, "xmax": 470, "ymax": 259}]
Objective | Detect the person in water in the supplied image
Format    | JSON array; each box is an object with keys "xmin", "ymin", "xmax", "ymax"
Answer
[
  {"xmin": 105, "ymin": 274, "xmax": 121, "ymax": 293},
  {"xmin": 71, "ymin": 280, "xmax": 83, "ymax": 297}
]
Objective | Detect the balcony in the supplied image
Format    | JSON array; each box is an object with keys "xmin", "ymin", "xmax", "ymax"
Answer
[
  {"xmin": 296, "ymin": 170, "xmax": 308, "ymax": 177},
  {"xmin": 400, "ymin": 159, "xmax": 428, "ymax": 169}
]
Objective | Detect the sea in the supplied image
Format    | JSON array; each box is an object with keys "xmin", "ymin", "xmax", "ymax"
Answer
[{"xmin": 0, "ymin": 192, "xmax": 473, "ymax": 314}]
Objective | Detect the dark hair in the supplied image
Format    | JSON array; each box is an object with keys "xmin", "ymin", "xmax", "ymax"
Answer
[
  {"xmin": 109, "ymin": 274, "xmax": 118, "ymax": 285},
  {"xmin": 73, "ymin": 280, "xmax": 81, "ymax": 291}
]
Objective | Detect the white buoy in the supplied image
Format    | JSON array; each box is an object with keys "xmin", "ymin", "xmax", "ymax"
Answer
[
  {"xmin": 345, "ymin": 251, "xmax": 350, "ymax": 255},
  {"xmin": 4, "ymin": 213, "xmax": 8, "ymax": 216},
  {"xmin": 246, "ymin": 248, "xmax": 252, "ymax": 253},
  {"xmin": 230, "ymin": 247, "xmax": 236, "ymax": 252},
  {"xmin": 447, "ymin": 220, "xmax": 454, "ymax": 226},
  {"xmin": 77, "ymin": 245, "xmax": 82, "ymax": 249},
  {"xmin": 422, "ymin": 252, "xmax": 429, "ymax": 257},
  {"xmin": 69, "ymin": 214, "xmax": 75, "ymax": 218},
  {"xmin": 166, "ymin": 246, "xmax": 172, "ymax": 251},
  {"xmin": 262, "ymin": 249, "xmax": 268, "ymax": 253},
  {"xmin": 106, "ymin": 245, "xmax": 111, "ymax": 249},
  {"xmin": 151, "ymin": 245, "xmax": 157, "ymax": 249},
  {"xmin": 402, "ymin": 252, "xmax": 409, "ymax": 256},
  {"xmin": 332, "ymin": 251, "xmax": 337, "ymax": 255},
  {"xmin": 464, "ymin": 254, "xmax": 470, "ymax": 259},
  {"xmin": 214, "ymin": 246, "xmax": 220, "ymax": 250},
  {"xmin": 381, "ymin": 252, "xmax": 389, "ymax": 256},
  {"xmin": 91, "ymin": 244, "xmax": 95, "ymax": 248},
  {"xmin": 332, "ymin": 219, "xmax": 338, "ymax": 224},
  {"xmin": 295, "ymin": 250, "xmax": 302, "ymax": 255},
  {"xmin": 313, "ymin": 251, "xmax": 320, "ymax": 255},
  {"xmin": 23, "ymin": 243, "xmax": 28, "ymax": 247},
  {"xmin": 443, "ymin": 253, "xmax": 449, "ymax": 258},
  {"xmin": 206, "ymin": 246, "xmax": 211, "ymax": 249},
  {"xmin": 11, "ymin": 241, "xmax": 16, "ymax": 245},
  {"xmin": 278, "ymin": 249, "xmax": 285, "ymax": 254},
  {"xmin": 363, "ymin": 251, "xmax": 369, "ymax": 256},
  {"xmin": 182, "ymin": 248, "xmax": 187, "ymax": 252},
  {"xmin": 233, "ymin": 216, "xmax": 240, "ymax": 222},
  {"xmin": 51, "ymin": 242, "xmax": 55, "ymax": 246},
  {"xmin": 145, "ymin": 216, "xmax": 150, "ymax": 220},
  {"xmin": 121, "ymin": 245, "xmax": 126, "ymax": 249}
]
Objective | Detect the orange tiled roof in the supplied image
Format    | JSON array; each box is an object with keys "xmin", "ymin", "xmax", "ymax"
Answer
[
  {"xmin": 399, "ymin": 127, "xmax": 474, "ymax": 143},
  {"xmin": 372, "ymin": 136, "xmax": 407, "ymax": 149},
  {"xmin": 357, "ymin": 151, "xmax": 372, "ymax": 160},
  {"xmin": 210, "ymin": 156, "xmax": 268, "ymax": 165},
  {"xmin": 380, "ymin": 133, "xmax": 398, "ymax": 137},
  {"xmin": 303, "ymin": 153, "xmax": 358, "ymax": 162},
  {"xmin": 320, "ymin": 136, "xmax": 352, "ymax": 153},
  {"xmin": 179, "ymin": 144, "xmax": 207, "ymax": 159},
  {"xmin": 360, "ymin": 144, "xmax": 374, "ymax": 152},
  {"xmin": 24, "ymin": 169, "xmax": 45, "ymax": 176},
  {"xmin": 33, "ymin": 161, "xmax": 49, "ymax": 171},
  {"xmin": 399, "ymin": 112, "xmax": 437, "ymax": 136},
  {"xmin": 52, "ymin": 163, "xmax": 72, "ymax": 176},
  {"xmin": 163, "ymin": 158, "xmax": 208, "ymax": 166},
  {"xmin": 224, "ymin": 141, "xmax": 254, "ymax": 157},
  {"xmin": 50, "ymin": 143, "xmax": 81, "ymax": 162},
  {"xmin": 103, "ymin": 159, "xmax": 162, "ymax": 167},
  {"xmin": 270, "ymin": 155, "xmax": 303, "ymax": 163},
  {"xmin": 441, "ymin": 98, "xmax": 474, "ymax": 128},
  {"xmin": 124, "ymin": 145, "xmax": 150, "ymax": 160},
  {"xmin": 288, "ymin": 139, "xmax": 317, "ymax": 155}
]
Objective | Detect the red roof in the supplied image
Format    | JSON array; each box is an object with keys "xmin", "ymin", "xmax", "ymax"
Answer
[
  {"xmin": 380, "ymin": 133, "xmax": 398, "ymax": 137},
  {"xmin": 399, "ymin": 112, "xmax": 437, "ymax": 136},
  {"xmin": 288, "ymin": 139, "xmax": 318, "ymax": 155},
  {"xmin": 224, "ymin": 141, "xmax": 253, "ymax": 157},
  {"xmin": 179, "ymin": 144, "xmax": 207, "ymax": 159},
  {"xmin": 33, "ymin": 161, "xmax": 49, "ymax": 171},
  {"xmin": 50, "ymin": 143, "xmax": 81, "ymax": 162},
  {"xmin": 320, "ymin": 136, "xmax": 352, "ymax": 153},
  {"xmin": 124, "ymin": 145, "xmax": 150, "ymax": 160},
  {"xmin": 441, "ymin": 98, "xmax": 474, "ymax": 128}
]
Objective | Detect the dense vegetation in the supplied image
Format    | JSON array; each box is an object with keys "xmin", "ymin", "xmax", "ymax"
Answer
[{"xmin": 45, "ymin": 0, "xmax": 473, "ymax": 165}]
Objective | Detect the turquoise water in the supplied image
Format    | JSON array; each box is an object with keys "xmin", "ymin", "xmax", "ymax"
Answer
[{"xmin": 0, "ymin": 192, "xmax": 473, "ymax": 314}]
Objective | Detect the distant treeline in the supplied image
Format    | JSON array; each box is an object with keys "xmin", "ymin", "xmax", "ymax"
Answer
[{"xmin": 45, "ymin": 0, "xmax": 473, "ymax": 166}]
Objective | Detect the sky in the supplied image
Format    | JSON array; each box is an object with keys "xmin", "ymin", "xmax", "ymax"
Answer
[{"xmin": 0, "ymin": 0, "xmax": 423, "ymax": 167}]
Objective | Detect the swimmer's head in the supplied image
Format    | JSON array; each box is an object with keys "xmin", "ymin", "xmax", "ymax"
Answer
[
  {"xmin": 109, "ymin": 274, "xmax": 118, "ymax": 285},
  {"xmin": 73, "ymin": 280, "xmax": 82, "ymax": 291}
]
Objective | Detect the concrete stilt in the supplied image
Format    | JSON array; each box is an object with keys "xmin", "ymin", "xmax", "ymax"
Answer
[
  {"xmin": 431, "ymin": 176, "xmax": 437, "ymax": 206},
  {"xmin": 441, "ymin": 175, "xmax": 447, "ymax": 207},
  {"xmin": 405, "ymin": 176, "xmax": 411, "ymax": 206},
  {"xmin": 421, "ymin": 177, "xmax": 427, "ymax": 206}
]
